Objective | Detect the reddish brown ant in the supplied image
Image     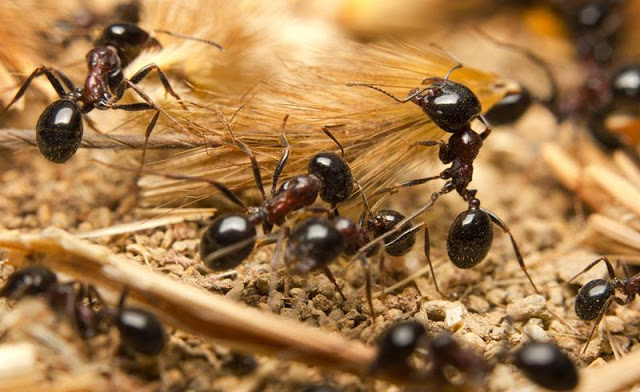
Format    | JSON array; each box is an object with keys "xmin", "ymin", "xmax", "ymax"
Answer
[
  {"xmin": 0, "ymin": 22, "xmax": 223, "ymax": 163},
  {"xmin": 567, "ymin": 256, "xmax": 640, "ymax": 355},
  {"xmin": 349, "ymin": 61, "xmax": 539, "ymax": 295}
]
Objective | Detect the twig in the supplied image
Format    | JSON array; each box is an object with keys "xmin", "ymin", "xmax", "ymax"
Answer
[
  {"xmin": 576, "ymin": 346, "xmax": 640, "ymax": 392},
  {"xmin": 0, "ymin": 129, "xmax": 221, "ymax": 150},
  {"xmin": 0, "ymin": 229, "xmax": 456, "ymax": 388}
]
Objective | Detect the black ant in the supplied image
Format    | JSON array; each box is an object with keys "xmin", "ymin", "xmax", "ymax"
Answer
[
  {"xmin": 0, "ymin": 265, "xmax": 167, "ymax": 355},
  {"xmin": 0, "ymin": 22, "xmax": 223, "ymax": 163},
  {"xmin": 349, "ymin": 61, "xmax": 539, "ymax": 295},
  {"xmin": 370, "ymin": 321, "xmax": 492, "ymax": 386},
  {"xmin": 514, "ymin": 341, "xmax": 579, "ymax": 391},
  {"xmin": 283, "ymin": 200, "xmax": 423, "ymax": 319},
  {"xmin": 567, "ymin": 256, "xmax": 640, "ymax": 354}
]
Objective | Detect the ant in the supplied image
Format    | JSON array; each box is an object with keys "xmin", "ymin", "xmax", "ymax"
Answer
[
  {"xmin": 567, "ymin": 256, "xmax": 639, "ymax": 354},
  {"xmin": 0, "ymin": 22, "xmax": 223, "ymax": 163},
  {"xmin": 514, "ymin": 341, "xmax": 579, "ymax": 391},
  {"xmin": 349, "ymin": 61, "xmax": 539, "ymax": 295},
  {"xmin": 370, "ymin": 321, "xmax": 492, "ymax": 386},
  {"xmin": 0, "ymin": 265, "xmax": 167, "ymax": 355},
  {"xmin": 283, "ymin": 199, "xmax": 423, "ymax": 319}
]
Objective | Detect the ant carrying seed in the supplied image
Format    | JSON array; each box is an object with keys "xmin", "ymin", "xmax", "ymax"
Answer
[
  {"xmin": 514, "ymin": 341, "xmax": 579, "ymax": 391},
  {"xmin": 0, "ymin": 22, "xmax": 223, "ymax": 163},
  {"xmin": 567, "ymin": 256, "xmax": 639, "ymax": 355},
  {"xmin": 349, "ymin": 59, "xmax": 539, "ymax": 295}
]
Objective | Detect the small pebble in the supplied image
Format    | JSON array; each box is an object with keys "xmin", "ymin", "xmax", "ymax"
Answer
[
  {"xmin": 507, "ymin": 295, "xmax": 546, "ymax": 321},
  {"xmin": 523, "ymin": 322, "xmax": 549, "ymax": 342}
]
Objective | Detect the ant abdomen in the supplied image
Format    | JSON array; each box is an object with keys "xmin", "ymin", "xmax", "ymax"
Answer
[
  {"xmin": 284, "ymin": 217, "xmax": 346, "ymax": 274},
  {"xmin": 95, "ymin": 23, "xmax": 157, "ymax": 67},
  {"xmin": 574, "ymin": 278, "xmax": 614, "ymax": 320},
  {"xmin": 0, "ymin": 264, "xmax": 58, "ymax": 299},
  {"xmin": 372, "ymin": 320, "xmax": 426, "ymax": 372},
  {"xmin": 117, "ymin": 306, "xmax": 168, "ymax": 356},
  {"xmin": 447, "ymin": 209, "xmax": 493, "ymax": 269},
  {"xmin": 36, "ymin": 99, "xmax": 84, "ymax": 163},
  {"xmin": 413, "ymin": 79, "xmax": 482, "ymax": 132},
  {"xmin": 484, "ymin": 87, "xmax": 532, "ymax": 126},
  {"xmin": 200, "ymin": 214, "xmax": 256, "ymax": 271},
  {"xmin": 514, "ymin": 342, "xmax": 579, "ymax": 391},
  {"xmin": 611, "ymin": 64, "xmax": 640, "ymax": 101},
  {"xmin": 307, "ymin": 152, "xmax": 354, "ymax": 206},
  {"xmin": 369, "ymin": 209, "xmax": 416, "ymax": 257}
]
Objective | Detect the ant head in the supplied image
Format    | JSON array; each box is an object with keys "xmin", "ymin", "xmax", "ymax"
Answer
[
  {"xmin": 574, "ymin": 278, "xmax": 614, "ymax": 321},
  {"xmin": 413, "ymin": 79, "xmax": 482, "ymax": 133},
  {"xmin": 447, "ymin": 209, "xmax": 493, "ymax": 269},
  {"xmin": 117, "ymin": 306, "xmax": 168, "ymax": 356},
  {"xmin": 611, "ymin": 65, "xmax": 640, "ymax": 101},
  {"xmin": 368, "ymin": 209, "xmax": 416, "ymax": 257},
  {"xmin": 284, "ymin": 217, "xmax": 345, "ymax": 274},
  {"xmin": 36, "ymin": 99, "xmax": 84, "ymax": 163},
  {"xmin": 307, "ymin": 152, "xmax": 354, "ymax": 206},
  {"xmin": 484, "ymin": 85, "xmax": 532, "ymax": 126},
  {"xmin": 200, "ymin": 214, "xmax": 256, "ymax": 271},
  {"xmin": 373, "ymin": 321, "xmax": 426, "ymax": 370},
  {"xmin": 514, "ymin": 342, "xmax": 579, "ymax": 391},
  {"xmin": 0, "ymin": 265, "xmax": 58, "ymax": 300}
]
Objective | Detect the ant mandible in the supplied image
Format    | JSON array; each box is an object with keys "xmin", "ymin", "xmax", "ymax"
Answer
[
  {"xmin": 349, "ymin": 60, "xmax": 539, "ymax": 294},
  {"xmin": 568, "ymin": 256, "xmax": 640, "ymax": 355},
  {"xmin": 0, "ymin": 22, "xmax": 223, "ymax": 163}
]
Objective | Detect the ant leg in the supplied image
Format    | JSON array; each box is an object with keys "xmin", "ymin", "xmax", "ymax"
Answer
[
  {"xmin": 215, "ymin": 108, "xmax": 267, "ymax": 203},
  {"xmin": 52, "ymin": 69, "xmax": 75, "ymax": 91},
  {"xmin": 416, "ymin": 140, "xmax": 451, "ymax": 163},
  {"xmin": 481, "ymin": 208, "xmax": 539, "ymax": 293},
  {"xmin": 272, "ymin": 115, "xmax": 290, "ymax": 198},
  {"xmin": 108, "ymin": 102, "xmax": 159, "ymax": 177},
  {"xmin": 357, "ymin": 253, "xmax": 376, "ymax": 323},
  {"xmin": 476, "ymin": 114, "xmax": 492, "ymax": 140},
  {"xmin": 372, "ymin": 175, "xmax": 442, "ymax": 196},
  {"xmin": 353, "ymin": 191, "xmax": 444, "ymax": 261},
  {"xmin": 127, "ymin": 63, "xmax": 187, "ymax": 110},
  {"xmin": 346, "ymin": 83, "xmax": 430, "ymax": 103},
  {"xmin": 423, "ymin": 225, "xmax": 446, "ymax": 298},
  {"xmin": 567, "ymin": 257, "xmax": 616, "ymax": 283},
  {"xmin": 98, "ymin": 160, "xmax": 248, "ymax": 210},
  {"xmin": 0, "ymin": 66, "xmax": 68, "ymax": 117},
  {"xmin": 321, "ymin": 125, "xmax": 346, "ymax": 157},
  {"xmin": 122, "ymin": 79, "xmax": 189, "ymax": 135},
  {"xmin": 321, "ymin": 266, "xmax": 346, "ymax": 302},
  {"xmin": 581, "ymin": 297, "xmax": 613, "ymax": 356}
]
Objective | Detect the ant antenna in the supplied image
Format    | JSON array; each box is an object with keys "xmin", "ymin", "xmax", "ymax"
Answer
[
  {"xmin": 321, "ymin": 124, "xmax": 346, "ymax": 158},
  {"xmin": 272, "ymin": 115, "xmax": 290, "ymax": 197},
  {"xmin": 215, "ymin": 107, "xmax": 267, "ymax": 203},
  {"xmin": 427, "ymin": 42, "xmax": 464, "ymax": 80},
  {"xmin": 152, "ymin": 29, "xmax": 225, "ymax": 52},
  {"xmin": 95, "ymin": 160, "xmax": 248, "ymax": 210},
  {"xmin": 474, "ymin": 28, "xmax": 559, "ymax": 115}
]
